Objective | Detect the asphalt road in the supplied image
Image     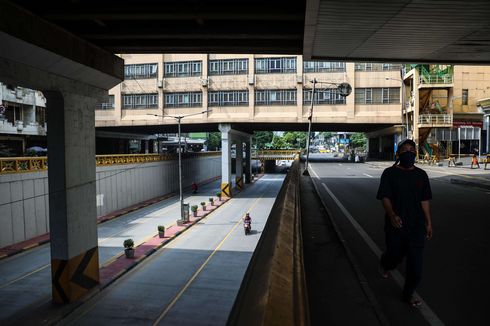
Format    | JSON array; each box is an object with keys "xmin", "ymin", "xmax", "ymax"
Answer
[
  {"xmin": 308, "ymin": 158, "xmax": 490, "ymax": 325},
  {"xmin": 58, "ymin": 174, "xmax": 285, "ymax": 325}
]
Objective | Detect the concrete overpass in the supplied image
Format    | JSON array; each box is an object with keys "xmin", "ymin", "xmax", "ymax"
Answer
[{"xmin": 2, "ymin": 0, "xmax": 490, "ymax": 317}]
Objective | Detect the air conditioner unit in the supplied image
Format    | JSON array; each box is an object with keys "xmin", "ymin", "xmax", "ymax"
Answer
[
  {"xmin": 16, "ymin": 121, "xmax": 23, "ymax": 131},
  {"xmin": 248, "ymin": 75, "xmax": 255, "ymax": 85},
  {"xmin": 157, "ymin": 79, "xmax": 164, "ymax": 88},
  {"xmin": 16, "ymin": 89, "xmax": 22, "ymax": 99},
  {"xmin": 201, "ymin": 78, "xmax": 209, "ymax": 87},
  {"xmin": 296, "ymin": 75, "xmax": 303, "ymax": 84}
]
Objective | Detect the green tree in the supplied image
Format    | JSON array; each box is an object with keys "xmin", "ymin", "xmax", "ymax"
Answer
[
  {"xmin": 271, "ymin": 134, "xmax": 288, "ymax": 149},
  {"xmin": 350, "ymin": 132, "xmax": 367, "ymax": 149},
  {"xmin": 253, "ymin": 131, "xmax": 273, "ymax": 149},
  {"xmin": 283, "ymin": 131, "xmax": 306, "ymax": 148},
  {"xmin": 207, "ymin": 132, "xmax": 221, "ymax": 151}
]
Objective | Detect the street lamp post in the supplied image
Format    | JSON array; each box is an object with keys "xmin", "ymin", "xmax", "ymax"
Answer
[
  {"xmin": 303, "ymin": 79, "xmax": 352, "ymax": 175},
  {"xmin": 149, "ymin": 110, "xmax": 211, "ymax": 222}
]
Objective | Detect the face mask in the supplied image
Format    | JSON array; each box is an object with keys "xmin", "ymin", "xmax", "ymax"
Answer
[{"xmin": 399, "ymin": 151, "xmax": 416, "ymax": 168}]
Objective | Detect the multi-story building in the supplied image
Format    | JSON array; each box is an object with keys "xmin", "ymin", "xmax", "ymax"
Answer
[
  {"xmin": 402, "ymin": 65, "xmax": 488, "ymax": 159},
  {"xmin": 96, "ymin": 54, "xmax": 406, "ymax": 157},
  {"xmin": 0, "ymin": 83, "xmax": 47, "ymax": 156}
]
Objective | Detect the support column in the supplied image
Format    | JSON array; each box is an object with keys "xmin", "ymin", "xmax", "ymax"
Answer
[
  {"xmin": 245, "ymin": 138, "xmax": 252, "ymax": 183},
  {"xmin": 45, "ymin": 90, "xmax": 100, "ymax": 303},
  {"xmin": 219, "ymin": 124, "xmax": 232, "ymax": 197},
  {"xmin": 236, "ymin": 141, "xmax": 244, "ymax": 191}
]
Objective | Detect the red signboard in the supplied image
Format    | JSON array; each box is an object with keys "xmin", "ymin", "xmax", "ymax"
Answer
[{"xmin": 453, "ymin": 121, "xmax": 483, "ymax": 128}]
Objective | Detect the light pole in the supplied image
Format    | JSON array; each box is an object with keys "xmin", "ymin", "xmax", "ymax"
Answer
[
  {"xmin": 303, "ymin": 79, "xmax": 352, "ymax": 175},
  {"xmin": 386, "ymin": 76, "xmax": 408, "ymax": 139},
  {"xmin": 149, "ymin": 109, "xmax": 212, "ymax": 221}
]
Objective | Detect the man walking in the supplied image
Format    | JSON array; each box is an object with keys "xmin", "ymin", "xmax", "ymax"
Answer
[{"xmin": 376, "ymin": 139, "xmax": 433, "ymax": 307}]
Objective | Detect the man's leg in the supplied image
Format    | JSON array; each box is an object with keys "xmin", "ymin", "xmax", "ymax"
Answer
[
  {"xmin": 380, "ymin": 230, "xmax": 406, "ymax": 271},
  {"xmin": 403, "ymin": 240, "xmax": 425, "ymax": 301}
]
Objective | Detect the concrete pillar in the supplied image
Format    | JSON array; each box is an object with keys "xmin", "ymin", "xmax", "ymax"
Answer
[
  {"xmin": 144, "ymin": 139, "xmax": 149, "ymax": 154},
  {"xmin": 219, "ymin": 124, "xmax": 232, "ymax": 197},
  {"xmin": 245, "ymin": 138, "xmax": 252, "ymax": 183},
  {"xmin": 236, "ymin": 141, "xmax": 244, "ymax": 191},
  {"xmin": 45, "ymin": 91, "xmax": 99, "ymax": 303}
]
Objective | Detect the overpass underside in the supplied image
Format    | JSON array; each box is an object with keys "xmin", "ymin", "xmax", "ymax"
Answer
[{"xmin": 97, "ymin": 122, "xmax": 396, "ymax": 134}]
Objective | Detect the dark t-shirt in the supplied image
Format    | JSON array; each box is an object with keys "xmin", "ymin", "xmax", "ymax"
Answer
[{"xmin": 376, "ymin": 166, "xmax": 432, "ymax": 233}]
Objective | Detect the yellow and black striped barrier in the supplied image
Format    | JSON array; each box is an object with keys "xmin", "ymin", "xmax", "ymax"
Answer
[
  {"xmin": 51, "ymin": 246, "xmax": 100, "ymax": 303},
  {"xmin": 220, "ymin": 182, "xmax": 232, "ymax": 198},
  {"xmin": 236, "ymin": 176, "xmax": 243, "ymax": 191}
]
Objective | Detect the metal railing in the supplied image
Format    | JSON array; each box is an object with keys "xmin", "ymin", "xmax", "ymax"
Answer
[
  {"xmin": 418, "ymin": 114, "xmax": 453, "ymax": 125},
  {"xmin": 253, "ymin": 150, "xmax": 301, "ymax": 160},
  {"xmin": 419, "ymin": 74, "xmax": 453, "ymax": 84},
  {"xmin": 0, "ymin": 152, "xmax": 221, "ymax": 175}
]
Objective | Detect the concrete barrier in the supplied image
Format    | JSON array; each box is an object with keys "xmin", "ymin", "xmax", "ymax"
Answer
[
  {"xmin": 227, "ymin": 159, "xmax": 309, "ymax": 326},
  {"xmin": 0, "ymin": 155, "xmax": 221, "ymax": 247}
]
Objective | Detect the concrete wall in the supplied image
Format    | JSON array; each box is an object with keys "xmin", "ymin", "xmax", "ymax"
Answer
[{"xmin": 0, "ymin": 155, "xmax": 221, "ymax": 247}]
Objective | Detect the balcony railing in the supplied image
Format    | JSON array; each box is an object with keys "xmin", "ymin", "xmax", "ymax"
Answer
[
  {"xmin": 419, "ymin": 74, "xmax": 453, "ymax": 84},
  {"xmin": 418, "ymin": 114, "xmax": 453, "ymax": 125}
]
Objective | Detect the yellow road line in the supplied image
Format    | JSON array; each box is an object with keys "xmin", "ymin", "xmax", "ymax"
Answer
[
  {"xmin": 0, "ymin": 263, "xmax": 50, "ymax": 290},
  {"xmin": 152, "ymin": 185, "xmax": 269, "ymax": 325}
]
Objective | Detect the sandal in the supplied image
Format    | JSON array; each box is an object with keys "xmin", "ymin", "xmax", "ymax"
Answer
[
  {"xmin": 378, "ymin": 264, "xmax": 389, "ymax": 279},
  {"xmin": 409, "ymin": 297, "xmax": 422, "ymax": 308}
]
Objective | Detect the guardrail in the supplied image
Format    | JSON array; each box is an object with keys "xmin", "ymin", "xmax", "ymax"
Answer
[
  {"xmin": 418, "ymin": 114, "xmax": 452, "ymax": 125},
  {"xmin": 227, "ymin": 159, "xmax": 309, "ymax": 326},
  {"xmin": 0, "ymin": 152, "xmax": 221, "ymax": 175},
  {"xmin": 253, "ymin": 150, "xmax": 301, "ymax": 160},
  {"xmin": 419, "ymin": 74, "xmax": 453, "ymax": 84}
]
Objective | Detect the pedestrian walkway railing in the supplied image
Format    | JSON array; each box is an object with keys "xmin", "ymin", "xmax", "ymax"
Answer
[
  {"xmin": 228, "ymin": 159, "xmax": 309, "ymax": 326},
  {"xmin": 0, "ymin": 152, "xmax": 221, "ymax": 174},
  {"xmin": 418, "ymin": 114, "xmax": 452, "ymax": 126}
]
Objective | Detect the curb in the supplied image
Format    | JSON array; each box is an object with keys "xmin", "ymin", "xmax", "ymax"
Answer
[
  {"xmin": 307, "ymin": 167, "xmax": 390, "ymax": 326},
  {"xmin": 99, "ymin": 196, "xmax": 231, "ymax": 287}
]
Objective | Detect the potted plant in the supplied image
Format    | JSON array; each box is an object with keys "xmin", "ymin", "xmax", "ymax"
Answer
[
  {"xmin": 201, "ymin": 201, "xmax": 206, "ymax": 211},
  {"xmin": 191, "ymin": 205, "xmax": 198, "ymax": 217},
  {"xmin": 158, "ymin": 225, "xmax": 165, "ymax": 238},
  {"xmin": 209, "ymin": 197, "xmax": 214, "ymax": 206},
  {"xmin": 124, "ymin": 239, "xmax": 135, "ymax": 258},
  {"xmin": 216, "ymin": 191, "xmax": 222, "ymax": 201}
]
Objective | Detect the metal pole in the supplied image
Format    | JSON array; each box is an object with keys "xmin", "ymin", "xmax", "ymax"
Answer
[
  {"xmin": 458, "ymin": 127, "xmax": 461, "ymax": 160},
  {"xmin": 304, "ymin": 78, "xmax": 316, "ymax": 174},
  {"xmin": 177, "ymin": 117, "xmax": 183, "ymax": 220}
]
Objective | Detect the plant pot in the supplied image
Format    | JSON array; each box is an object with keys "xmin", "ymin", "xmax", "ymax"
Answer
[
  {"xmin": 125, "ymin": 248, "xmax": 135, "ymax": 258},
  {"xmin": 158, "ymin": 231, "xmax": 165, "ymax": 238},
  {"xmin": 201, "ymin": 206, "xmax": 206, "ymax": 211},
  {"xmin": 193, "ymin": 211, "xmax": 197, "ymax": 217}
]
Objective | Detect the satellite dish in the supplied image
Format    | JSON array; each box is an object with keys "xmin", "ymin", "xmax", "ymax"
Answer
[{"xmin": 337, "ymin": 83, "xmax": 352, "ymax": 97}]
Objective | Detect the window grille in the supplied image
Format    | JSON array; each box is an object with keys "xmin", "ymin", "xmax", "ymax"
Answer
[
  {"xmin": 164, "ymin": 92, "xmax": 202, "ymax": 108},
  {"xmin": 255, "ymin": 57, "xmax": 297, "ymax": 74},
  {"xmin": 164, "ymin": 61, "xmax": 202, "ymax": 77},
  {"xmin": 209, "ymin": 59, "xmax": 248, "ymax": 76},
  {"xmin": 122, "ymin": 93, "xmax": 158, "ymax": 109},
  {"xmin": 124, "ymin": 63, "xmax": 158, "ymax": 79},
  {"xmin": 255, "ymin": 89, "xmax": 297, "ymax": 105},
  {"xmin": 208, "ymin": 90, "xmax": 249, "ymax": 107}
]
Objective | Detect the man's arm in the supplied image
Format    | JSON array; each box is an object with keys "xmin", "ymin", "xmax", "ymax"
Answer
[
  {"xmin": 381, "ymin": 197, "xmax": 402, "ymax": 228},
  {"xmin": 421, "ymin": 200, "xmax": 432, "ymax": 239}
]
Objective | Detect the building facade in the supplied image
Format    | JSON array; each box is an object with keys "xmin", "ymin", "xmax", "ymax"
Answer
[
  {"xmin": 0, "ymin": 83, "xmax": 47, "ymax": 156},
  {"xmin": 95, "ymin": 54, "xmax": 404, "ymax": 130}
]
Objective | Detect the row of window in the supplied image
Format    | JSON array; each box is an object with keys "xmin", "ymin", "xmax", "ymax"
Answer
[
  {"xmin": 119, "ymin": 88, "xmax": 399, "ymax": 109},
  {"xmin": 123, "ymin": 59, "xmax": 401, "ymax": 79}
]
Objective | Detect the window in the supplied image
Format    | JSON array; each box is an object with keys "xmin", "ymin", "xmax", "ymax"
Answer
[
  {"xmin": 355, "ymin": 88, "xmax": 400, "ymax": 104},
  {"xmin": 124, "ymin": 63, "xmax": 158, "ymax": 79},
  {"xmin": 355, "ymin": 63, "xmax": 402, "ymax": 71},
  {"xmin": 208, "ymin": 90, "xmax": 249, "ymax": 107},
  {"xmin": 122, "ymin": 93, "xmax": 158, "ymax": 109},
  {"xmin": 303, "ymin": 61, "xmax": 346, "ymax": 73},
  {"xmin": 462, "ymin": 89, "xmax": 468, "ymax": 105},
  {"xmin": 164, "ymin": 92, "xmax": 202, "ymax": 108},
  {"xmin": 164, "ymin": 61, "xmax": 202, "ymax": 77},
  {"xmin": 255, "ymin": 89, "xmax": 297, "ymax": 106},
  {"xmin": 255, "ymin": 57, "xmax": 297, "ymax": 74},
  {"xmin": 303, "ymin": 88, "xmax": 346, "ymax": 105},
  {"xmin": 209, "ymin": 59, "xmax": 248, "ymax": 76},
  {"xmin": 97, "ymin": 95, "xmax": 115, "ymax": 110}
]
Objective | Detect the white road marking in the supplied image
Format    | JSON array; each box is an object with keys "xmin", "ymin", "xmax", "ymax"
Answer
[
  {"xmin": 308, "ymin": 165, "xmax": 445, "ymax": 326},
  {"xmin": 363, "ymin": 173, "xmax": 374, "ymax": 178}
]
